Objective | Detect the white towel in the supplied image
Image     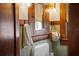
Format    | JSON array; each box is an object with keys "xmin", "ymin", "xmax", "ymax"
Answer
[{"xmin": 24, "ymin": 24, "xmax": 34, "ymax": 46}]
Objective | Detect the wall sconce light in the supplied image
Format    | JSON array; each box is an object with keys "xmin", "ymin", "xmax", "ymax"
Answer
[
  {"xmin": 53, "ymin": 3, "xmax": 56, "ymax": 13},
  {"xmin": 19, "ymin": 3, "xmax": 32, "ymax": 20},
  {"xmin": 48, "ymin": 3, "xmax": 60, "ymax": 21},
  {"xmin": 26, "ymin": 3, "xmax": 32, "ymax": 7},
  {"xmin": 53, "ymin": 8, "xmax": 56, "ymax": 13},
  {"xmin": 45, "ymin": 3, "xmax": 56, "ymax": 13},
  {"xmin": 46, "ymin": 8, "xmax": 52, "ymax": 12}
]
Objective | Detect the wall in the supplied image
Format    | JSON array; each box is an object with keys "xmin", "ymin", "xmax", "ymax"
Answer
[
  {"xmin": 49, "ymin": 3, "xmax": 60, "ymax": 21},
  {"xmin": 19, "ymin": 4, "xmax": 28, "ymax": 20},
  {"xmin": 60, "ymin": 3, "xmax": 66, "ymax": 40},
  {"xmin": 49, "ymin": 3, "xmax": 60, "ymax": 33}
]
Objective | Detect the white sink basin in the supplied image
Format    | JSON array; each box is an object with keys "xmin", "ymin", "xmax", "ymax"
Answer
[{"xmin": 51, "ymin": 32, "xmax": 60, "ymax": 41}]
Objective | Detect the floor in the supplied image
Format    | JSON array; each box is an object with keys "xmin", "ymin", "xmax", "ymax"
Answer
[
  {"xmin": 20, "ymin": 45, "xmax": 68, "ymax": 56},
  {"xmin": 58, "ymin": 45, "xmax": 68, "ymax": 56},
  {"xmin": 20, "ymin": 39, "xmax": 68, "ymax": 56},
  {"xmin": 52, "ymin": 40, "xmax": 68, "ymax": 56}
]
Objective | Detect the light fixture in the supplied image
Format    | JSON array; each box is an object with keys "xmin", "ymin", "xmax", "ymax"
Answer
[
  {"xmin": 19, "ymin": 3, "xmax": 31, "ymax": 20},
  {"xmin": 26, "ymin": 3, "xmax": 32, "ymax": 7},
  {"xmin": 45, "ymin": 3, "xmax": 56, "ymax": 13},
  {"xmin": 53, "ymin": 3, "xmax": 56, "ymax": 13},
  {"xmin": 45, "ymin": 4, "xmax": 52, "ymax": 12},
  {"xmin": 53, "ymin": 8, "xmax": 56, "ymax": 12},
  {"xmin": 46, "ymin": 8, "xmax": 52, "ymax": 12}
]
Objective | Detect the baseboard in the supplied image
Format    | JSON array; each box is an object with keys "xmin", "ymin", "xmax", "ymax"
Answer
[{"xmin": 60, "ymin": 40, "xmax": 68, "ymax": 45}]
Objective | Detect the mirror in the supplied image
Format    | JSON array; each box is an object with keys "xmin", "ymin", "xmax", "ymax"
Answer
[
  {"xmin": 49, "ymin": 3, "xmax": 60, "ymax": 21},
  {"xmin": 34, "ymin": 3, "xmax": 43, "ymax": 30}
]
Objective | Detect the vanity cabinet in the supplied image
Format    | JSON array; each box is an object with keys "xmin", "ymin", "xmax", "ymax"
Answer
[{"xmin": 0, "ymin": 4, "xmax": 19, "ymax": 56}]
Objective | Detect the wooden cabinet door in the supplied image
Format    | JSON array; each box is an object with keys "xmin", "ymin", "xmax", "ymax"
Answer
[
  {"xmin": 0, "ymin": 3, "xmax": 19, "ymax": 56},
  {"xmin": 68, "ymin": 4, "xmax": 79, "ymax": 56}
]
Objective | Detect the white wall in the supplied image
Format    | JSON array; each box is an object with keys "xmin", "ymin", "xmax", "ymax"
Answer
[{"xmin": 19, "ymin": 4, "xmax": 28, "ymax": 20}]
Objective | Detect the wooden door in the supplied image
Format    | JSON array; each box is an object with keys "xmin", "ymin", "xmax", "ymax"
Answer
[
  {"xmin": 68, "ymin": 4, "xmax": 79, "ymax": 56},
  {"xmin": 0, "ymin": 3, "xmax": 19, "ymax": 56}
]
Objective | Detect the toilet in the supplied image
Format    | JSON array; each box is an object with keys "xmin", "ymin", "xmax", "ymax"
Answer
[{"xmin": 24, "ymin": 24, "xmax": 51, "ymax": 56}]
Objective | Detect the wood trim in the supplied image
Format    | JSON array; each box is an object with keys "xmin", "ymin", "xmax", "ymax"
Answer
[
  {"xmin": 13, "ymin": 3, "xmax": 16, "ymax": 56},
  {"xmin": 33, "ymin": 34, "xmax": 49, "ymax": 42},
  {"xmin": 19, "ymin": 20, "xmax": 25, "ymax": 25},
  {"xmin": 50, "ymin": 21, "xmax": 60, "ymax": 25},
  {"xmin": 19, "ymin": 20, "xmax": 28, "ymax": 26},
  {"xmin": 60, "ymin": 4, "xmax": 67, "ymax": 41},
  {"xmin": 33, "ymin": 29, "xmax": 49, "ymax": 36},
  {"xmin": 32, "ymin": 29, "xmax": 50, "ymax": 42},
  {"xmin": 15, "ymin": 4, "xmax": 20, "ymax": 56},
  {"xmin": 60, "ymin": 40, "xmax": 68, "ymax": 45}
]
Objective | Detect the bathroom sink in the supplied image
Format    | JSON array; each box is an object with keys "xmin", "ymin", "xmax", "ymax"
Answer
[{"xmin": 51, "ymin": 32, "xmax": 60, "ymax": 41}]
